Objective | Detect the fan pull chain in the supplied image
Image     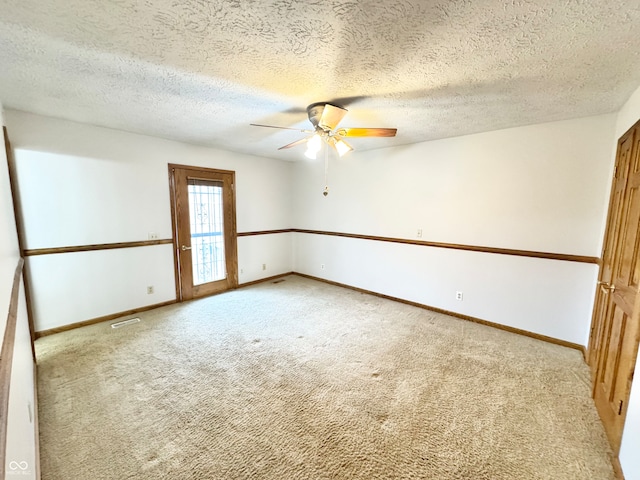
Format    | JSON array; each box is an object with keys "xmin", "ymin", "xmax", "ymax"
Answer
[{"xmin": 323, "ymin": 142, "xmax": 329, "ymax": 197}]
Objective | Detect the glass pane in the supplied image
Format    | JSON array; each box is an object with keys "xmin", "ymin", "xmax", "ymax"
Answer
[{"xmin": 188, "ymin": 180, "xmax": 226, "ymax": 285}]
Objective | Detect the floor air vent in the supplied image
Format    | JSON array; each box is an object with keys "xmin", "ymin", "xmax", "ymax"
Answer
[{"xmin": 111, "ymin": 317, "xmax": 141, "ymax": 329}]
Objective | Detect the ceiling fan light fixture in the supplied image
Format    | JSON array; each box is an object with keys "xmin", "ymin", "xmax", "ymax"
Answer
[
  {"xmin": 304, "ymin": 134, "xmax": 322, "ymax": 159},
  {"xmin": 334, "ymin": 139, "xmax": 353, "ymax": 157},
  {"xmin": 308, "ymin": 134, "xmax": 322, "ymax": 151}
]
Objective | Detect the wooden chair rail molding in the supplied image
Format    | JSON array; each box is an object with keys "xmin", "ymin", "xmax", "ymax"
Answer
[
  {"xmin": 238, "ymin": 228, "xmax": 600, "ymax": 265},
  {"xmin": 21, "ymin": 229, "xmax": 599, "ymax": 265},
  {"xmin": 23, "ymin": 239, "xmax": 173, "ymax": 256},
  {"xmin": 0, "ymin": 258, "xmax": 25, "ymax": 477},
  {"xmin": 237, "ymin": 229, "xmax": 293, "ymax": 237}
]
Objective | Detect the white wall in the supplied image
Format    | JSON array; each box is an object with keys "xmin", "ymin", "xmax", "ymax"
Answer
[
  {"xmin": 27, "ymin": 246, "xmax": 176, "ymax": 331},
  {"xmin": 616, "ymin": 84, "xmax": 640, "ymax": 480},
  {"xmin": 4, "ymin": 281, "xmax": 38, "ymax": 480},
  {"xmin": 293, "ymin": 114, "xmax": 616, "ymax": 346},
  {"xmin": 616, "ymin": 84, "xmax": 640, "ymax": 138},
  {"xmin": 294, "ymin": 234, "xmax": 598, "ymax": 344},
  {"xmin": 1, "ymin": 107, "xmax": 38, "ymax": 479},
  {"xmin": 238, "ymin": 233, "xmax": 294, "ymax": 280},
  {"xmin": 5, "ymin": 110, "xmax": 293, "ymax": 331}
]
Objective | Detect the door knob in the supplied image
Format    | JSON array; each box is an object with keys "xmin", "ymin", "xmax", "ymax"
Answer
[
  {"xmin": 598, "ymin": 281, "xmax": 616, "ymax": 293},
  {"xmin": 181, "ymin": 245, "xmax": 192, "ymax": 251}
]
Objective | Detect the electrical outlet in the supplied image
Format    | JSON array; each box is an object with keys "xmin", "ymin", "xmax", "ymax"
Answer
[
  {"xmin": 148, "ymin": 232, "xmax": 158, "ymax": 240},
  {"xmin": 262, "ymin": 264, "xmax": 266, "ymax": 271},
  {"xmin": 321, "ymin": 264, "xmax": 325, "ymax": 270},
  {"xmin": 147, "ymin": 286, "xmax": 154, "ymax": 294},
  {"xmin": 240, "ymin": 268, "xmax": 244, "ymax": 274},
  {"xmin": 417, "ymin": 229, "xmax": 423, "ymax": 238},
  {"xmin": 456, "ymin": 291, "xmax": 463, "ymax": 301}
]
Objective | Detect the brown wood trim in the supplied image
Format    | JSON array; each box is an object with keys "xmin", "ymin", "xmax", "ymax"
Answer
[
  {"xmin": 223, "ymin": 228, "xmax": 600, "ymax": 264},
  {"xmin": 612, "ymin": 454, "xmax": 626, "ymax": 480},
  {"xmin": 168, "ymin": 165, "xmax": 182, "ymax": 302},
  {"xmin": 168, "ymin": 163, "xmax": 236, "ymax": 176},
  {"xmin": 580, "ymin": 345, "xmax": 588, "ymax": 363},
  {"xmin": 4, "ymin": 126, "xmax": 36, "ymax": 359},
  {"xmin": 24, "ymin": 239, "xmax": 173, "ymax": 257},
  {"xmin": 32, "ymin": 362, "xmax": 41, "ymax": 480},
  {"xmin": 19, "ymin": 229, "xmax": 599, "ymax": 265},
  {"xmin": 0, "ymin": 258, "xmax": 25, "ymax": 478},
  {"xmin": 293, "ymin": 272, "xmax": 584, "ymax": 352},
  {"xmin": 35, "ymin": 299, "xmax": 177, "ymax": 338},
  {"xmin": 229, "ymin": 174, "xmax": 239, "ymax": 289},
  {"xmin": 237, "ymin": 229, "xmax": 294, "ymax": 237},
  {"xmin": 292, "ymin": 229, "xmax": 600, "ymax": 265},
  {"xmin": 3, "ymin": 127, "xmax": 23, "ymax": 252},
  {"xmin": 238, "ymin": 272, "xmax": 294, "ymax": 288}
]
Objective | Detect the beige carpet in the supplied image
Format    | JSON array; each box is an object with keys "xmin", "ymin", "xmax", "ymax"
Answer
[{"xmin": 36, "ymin": 274, "xmax": 614, "ymax": 479}]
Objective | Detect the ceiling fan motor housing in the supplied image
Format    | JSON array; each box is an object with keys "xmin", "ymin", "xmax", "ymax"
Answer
[
  {"xmin": 307, "ymin": 102, "xmax": 341, "ymax": 130},
  {"xmin": 306, "ymin": 103, "xmax": 325, "ymax": 128}
]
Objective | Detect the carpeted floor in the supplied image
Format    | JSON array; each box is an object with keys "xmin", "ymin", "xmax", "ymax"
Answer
[{"xmin": 36, "ymin": 274, "xmax": 614, "ymax": 479}]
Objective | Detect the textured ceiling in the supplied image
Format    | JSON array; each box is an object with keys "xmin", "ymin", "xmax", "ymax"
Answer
[{"xmin": 1, "ymin": 0, "xmax": 640, "ymax": 160}]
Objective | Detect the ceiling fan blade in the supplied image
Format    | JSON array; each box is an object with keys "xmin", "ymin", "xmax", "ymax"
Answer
[
  {"xmin": 336, "ymin": 127, "xmax": 397, "ymax": 137},
  {"xmin": 277, "ymin": 137, "xmax": 311, "ymax": 150},
  {"xmin": 250, "ymin": 123, "xmax": 313, "ymax": 133},
  {"xmin": 319, "ymin": 104, "xmax": 348, "ymax": 131}
]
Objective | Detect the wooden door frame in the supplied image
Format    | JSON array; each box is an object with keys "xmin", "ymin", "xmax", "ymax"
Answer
[{"xmin": 168, "ymin": 163, "xmax": 238, "ymax": 302}]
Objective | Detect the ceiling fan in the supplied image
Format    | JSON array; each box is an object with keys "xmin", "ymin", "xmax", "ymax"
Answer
[{"xmin": 250, "ymin": 102, "xmax": 397, "ymax": 159}]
